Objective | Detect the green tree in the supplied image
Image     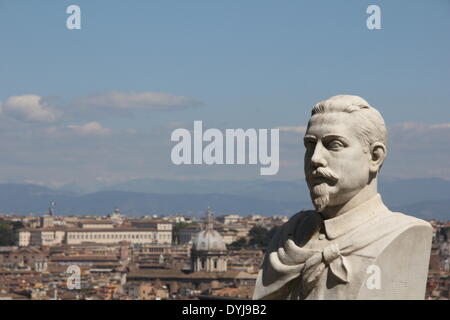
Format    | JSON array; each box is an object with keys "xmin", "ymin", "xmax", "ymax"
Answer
[
  {"xmin": 172, "ymin": 222, "xmax": 191, "ymax": 244},
  {"xmin": 248, "ymin": 226, "xmax": 280, "ymax": 248},
  {"xmin": 248, "ymin": 226, "xmax": 269, "ymax": 247},
  {"xmin": 0, "ymin": 220, "xmax": 15, "ymax": 246},
  {"xmin": 11, "ymin": 221, "xmax": 24, "ymax": 231},
  {"xmin": 228, "ymin": 237, "xmax": 247, "ymax": 250}
]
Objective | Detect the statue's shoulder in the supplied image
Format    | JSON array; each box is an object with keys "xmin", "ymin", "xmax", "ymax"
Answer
[
  {"xmin": 351, "ymin": 209, "xmax": 433, "ymax": 261},
  {"xmin": 386, "ymin": 211, "xmax": 433, "ymax": 232},
  {"xmin": 358, "ymin": 212, "xmax": 433, "ymax": 299},
  {"xmin": 364, "ymin": 210, "xmax": 433, "ymax": 248},
  {"xmin": 356, "ymin": 211, "xmax": 433, "ymax": 299},
  {"xmin": 386, "ymin": 211, "xmax": 433, "ymax": 252}
]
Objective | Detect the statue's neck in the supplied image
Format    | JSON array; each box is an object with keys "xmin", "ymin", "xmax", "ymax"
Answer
[{"xmin": 320, "ymin": 180, "xmax": 378, "ymax": 220}]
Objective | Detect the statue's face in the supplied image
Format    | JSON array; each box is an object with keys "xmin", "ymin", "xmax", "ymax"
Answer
[{"xmin": 304, "ymin": 112, "xmax": 371, "ymax": 211}]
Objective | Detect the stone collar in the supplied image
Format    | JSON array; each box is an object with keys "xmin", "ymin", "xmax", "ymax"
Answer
[{"xmin": 323, "ymin": 193, "xmax": 389, "ymax": 240}]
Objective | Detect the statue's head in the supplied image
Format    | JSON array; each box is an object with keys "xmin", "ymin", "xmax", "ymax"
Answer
[{"xmin": 304, "ymin": 95, "xmax": 387, "ymax": 212}]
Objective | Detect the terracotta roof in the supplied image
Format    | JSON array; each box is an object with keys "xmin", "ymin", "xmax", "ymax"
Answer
[
  {"xmin": 50, "ymin": 255, "xmax": 119, "ymax": 262},
  {"xmin": 79, "ymin": 220, "xmax": 114, "ymax": 224},
  {"xmin": 127, "ymin": 269, "xmax": 256, "ymax": 280},
  {"xmin": 181, "ymin": 225, "xmax": 201, "ymax": 230},
  {"xmin": 0, "ymin": 247, "xmax": 44, "ymax": 254},
  {"xmin": 234, "ymin": 271, "xmax": 258, "ymax": 279},
  {"xmin": 19, "ymin": 227, "xmax": 67, "ymax": 232},
  {"xmin": 131, "ymin": 219, "xmax": 171, "ymax": 224}
]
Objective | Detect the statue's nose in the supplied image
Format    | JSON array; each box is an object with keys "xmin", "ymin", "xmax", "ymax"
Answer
[{"xmin": 310, "ymin": 141, "xmax": 328, "ymax": 168}]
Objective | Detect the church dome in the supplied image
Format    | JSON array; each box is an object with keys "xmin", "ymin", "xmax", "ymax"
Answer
[
  {"xmin": 192, "ymin": 229, "xmax": 226, "ymax": 251},
  {"xmin": 191, "ymin": 207, "xmax": 226, "ymax": 252}
]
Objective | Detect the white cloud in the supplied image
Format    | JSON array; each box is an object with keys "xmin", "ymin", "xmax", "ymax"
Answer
[
  {"xmin": 277, "ymin": 125, "xmax": 307, "ymax": 134},
  {"xmin": 385, "ymin": 122, "xmax": 450, "ymax": 179},
  {"xmin": 392, "ymin": 122, "xmax": 450, "ymax": 132},
  {"xmin": 78, "ymin": 91, "xmax": 203, "ymax": 110},
  {"xmin": 279, "ymin": 160, "xmax": 301, "ymax": 168},
  {"xmin": 2, "ymin": 94, "xmax": 60, "ymax": 123},
  {"xmin": 125, "ymin": 129, "xmax": 138, "ymax": 135},
  {"xmin": 429, "ymin": 123, "xmax": 450, "ymax": 129},
  {"xmin": 164, "ymin": 121, "xmax": 190, "ymax": 129},
  {"xmin": 67, "ymin": 122, "xmax": 112, "ymax": 136},
  {"xmin": 23, "ymin": 179, "xmax": 66, "ymax": 188},
  {"xmin": 277, "ymin": 122, "xmax": 450, "ymax": 136},
  {"xmin": 45, "ymin": 126, "xmax": 59, "ymax": 135},
  {"xmin": 389, "ymin": 122, "xmax": 450, "ymax": 145},
  {"xmin": 45, "ymin": 123, "xmax": 138, "ymax": 138}
]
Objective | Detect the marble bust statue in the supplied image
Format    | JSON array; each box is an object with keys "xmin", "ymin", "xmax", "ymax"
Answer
[{"xmin": 253, "ymin": 95, "xmax": 433, "ymax": 300}]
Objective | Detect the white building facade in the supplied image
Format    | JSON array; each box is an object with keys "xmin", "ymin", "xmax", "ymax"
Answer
[{"xmin": 18, "ymin": 227, "xmax": 172, "ymax": 246}]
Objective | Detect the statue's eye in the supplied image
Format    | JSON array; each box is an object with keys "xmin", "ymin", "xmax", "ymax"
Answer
[
  {"xmin": 304, "ymin": 141, "xmax": 316, "ymax": 150},
  {"xmin": 328, "ymin": 140, "xmax": 344, "ymax": 150}
]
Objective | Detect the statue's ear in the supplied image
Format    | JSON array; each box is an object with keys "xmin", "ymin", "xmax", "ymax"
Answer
[{"xmin": 369, "ymin": 142, "xmax": 387, "ymax": 173}]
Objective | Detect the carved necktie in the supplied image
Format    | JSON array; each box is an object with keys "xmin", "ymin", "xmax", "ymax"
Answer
[{"xmin": 272, "ymin": 238, "xmax": 350, "ymax": 297}]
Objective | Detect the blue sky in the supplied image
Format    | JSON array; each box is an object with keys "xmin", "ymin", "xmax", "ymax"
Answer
[{"xmin": 0, "ymin": 0, "xmax": 449, "ymax": 188}]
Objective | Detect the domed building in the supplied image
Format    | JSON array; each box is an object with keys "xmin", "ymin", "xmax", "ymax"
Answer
[{"xmin": 191, "ymin": 207, "xmax": 227, "ymax": 273}]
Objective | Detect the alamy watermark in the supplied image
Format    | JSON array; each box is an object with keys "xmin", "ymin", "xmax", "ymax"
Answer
[
  {"xmin": 66, "ymin": 264, "xmax": 81, "ymax": 290},
  {"xmin": 367, "ymin": 5, "xmax": 381, "ymax": 30},
  {"xmin": 170, "ymin": 121, "xmax": 279, "ymax": 175},
  {"xmin": 65, "ymin": 4, "xmax": 380, "ymax": 31},
  {"xmin": 66, "ymin": 5, "xmax": 81, "ymax": 30},
  {"xmin": 366, "ymin": 264, "xmax": 381, "ymax": 290}
]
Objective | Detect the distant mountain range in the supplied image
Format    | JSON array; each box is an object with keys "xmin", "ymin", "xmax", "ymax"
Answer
[
  {"xmin": 0, "ymin": 177, "xmax": 449, "ymax": 220},
  {"xmin": 0, "ymin": 184, "xmax": 307, "ymax": 217}
]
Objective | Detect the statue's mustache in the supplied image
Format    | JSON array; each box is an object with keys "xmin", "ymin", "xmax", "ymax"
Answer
[{"xmin": 308, "ymin": 167, "xmax": 339, "ymax": 184}]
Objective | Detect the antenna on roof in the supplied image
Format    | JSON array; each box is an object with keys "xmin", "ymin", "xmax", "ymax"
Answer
[
  {"xmin": 48, "ymin": 202, "xmax": 56, "ymax": 217},
  {"xmin": 206, "ymin": 206, "xmax": 213, "ymax": 230}
]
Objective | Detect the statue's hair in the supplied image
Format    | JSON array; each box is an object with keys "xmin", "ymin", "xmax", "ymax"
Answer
[{"xmin": 310, "ymin": 95, "xmax": 387, "ymax": 148}]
